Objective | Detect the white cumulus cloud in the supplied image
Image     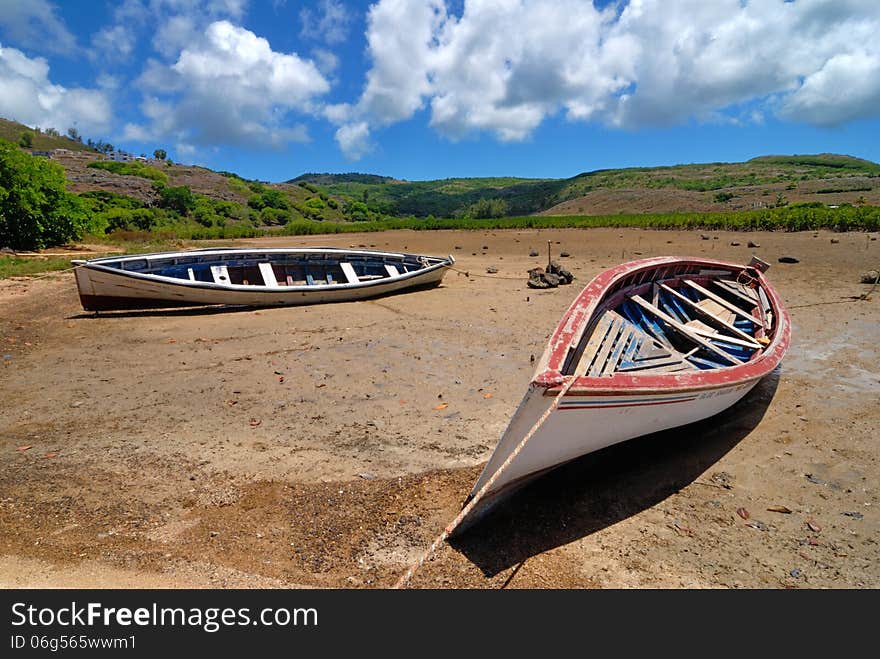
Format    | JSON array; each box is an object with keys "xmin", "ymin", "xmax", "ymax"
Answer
[
  {"xmin": 0, "ymin": 0, "xmax": 76, "ymax": 54},
  {"xmin": 335, "ymin": 121, "xmax": 371, "ymax": 160},
  {"xmin": 130, "ymin": 20, "xmax": 331, "ymax": 148},
  {"xmin": 0, "ymin": 44, "xmax": 111, "ymax": 135},
  {"xmin": 300, "ymin": 0, "xmax": 353, "ymax": 45},
  {"xmin": 339, "ymin": 0, "xmax": 880, "ymax": 158}
]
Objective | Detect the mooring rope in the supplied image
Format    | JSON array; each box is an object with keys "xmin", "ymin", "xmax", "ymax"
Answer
[
  {"xmin": 0, "ymin": 263, "xmax": 84, "ymax": 283},
  {"xmin": 449, "ymin": 265, "xmax": 527, "ymax": 281},
  {"xmin": 392, "ymin": 374, "xmax": 578, "ymax": 589}
]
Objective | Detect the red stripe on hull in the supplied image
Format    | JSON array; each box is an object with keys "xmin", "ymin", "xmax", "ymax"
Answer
[{"xmin": 558, "ymin": 397, "xmax": 697, "ymax": 410}]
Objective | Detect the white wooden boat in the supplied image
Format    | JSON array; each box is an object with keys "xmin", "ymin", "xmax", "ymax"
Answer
[
  {"xmin": 454, "ymin": 256, "xmax": 790, "ymax": 532},
  {"xmin": 72, "ymin": 247, "xmax": 454, "ymax": 311}
]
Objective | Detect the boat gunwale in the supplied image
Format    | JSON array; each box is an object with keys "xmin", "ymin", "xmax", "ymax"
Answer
[
  {"xmin": 71, "ymin": 246, "xmax": 446, "ymax": 265},
  {"xmin": 533, "ymin": 256, "xmax": 791, "ymax": 393}
]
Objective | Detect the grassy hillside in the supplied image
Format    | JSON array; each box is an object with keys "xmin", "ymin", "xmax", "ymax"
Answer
[
  {"xmin": 293, "ymin": 154, "xmax": 880, "ymax": 219},
  {"xmin": 292, "ymin": 174, "xmax": 560, "ymax": 217},
  {"xmin": 0, "ymin": 117, "xmax": 97, "ymax": 153}
]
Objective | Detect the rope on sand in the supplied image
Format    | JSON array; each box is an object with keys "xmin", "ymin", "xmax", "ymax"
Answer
[
  {"xmin": 392, "ymin": 375, "xmax": 578, "ymax": 589},
  {"xmin": 449, "ymin": 266, "xmax": 526, "ymax": 281},
  {"xmin": 0, "ymin": 263, "xmax": 84, "ymax": 284}
]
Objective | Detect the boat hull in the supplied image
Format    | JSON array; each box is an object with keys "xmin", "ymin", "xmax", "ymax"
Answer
[
  {"xmin": 72, "ymin": 248, "xmax": 453, "ymax": 311},
  {"xmin": 458, "ymin": 377, "xmax": 761, "ymax": 530}
]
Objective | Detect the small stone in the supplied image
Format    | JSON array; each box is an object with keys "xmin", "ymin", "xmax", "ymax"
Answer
[
  {"xmin": 860, "ymin": 270, "xmax": 879, "ymax": 284},
  {"xmin": 830, "ymin": 238, "xmax": 840, "ymax": 244},
  {"xmin": 778, "ymin": 256, "xmax": 800, "ymax": 263},
  {"xmin": 747, "ymin": 241, "xmax": 760, "ymax": 248},
  {"xmin": 210, "ymin": 531, "xmax": 219, "ymax": 537},
  {"xmin": 730, "ymin": 241, "xmax": 741, "ymax": 246},
  {"xmin": 790, "ymin": 568, "xmax": 802, "ymax": 578},
  {"xmin": 529, "ymin": 249, "xmax": 539, "ymax": 257},
  {"xmin": 700, "ymin": 234, "xmax": 710, "ymax": 240},
  {"xmin": 559, "ymin": 251, "xmax": 570, "ymax": 257},
  {"xmin": 486, "ymin": 266, "xmax": 499, "ymax": 274},
  {"xmin": 842, "ymin": 511, "xmax": 864, "ymax": 520}
]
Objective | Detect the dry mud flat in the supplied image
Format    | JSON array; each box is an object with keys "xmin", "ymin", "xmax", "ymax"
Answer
[{"xmin": 1, "ymin": 228, "xmax": 877, "ymax": 589}]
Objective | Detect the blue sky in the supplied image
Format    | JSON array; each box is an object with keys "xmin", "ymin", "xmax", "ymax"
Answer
[{"xmin": 1, "ymin": 0, "xmax": 879, "ymax": 182}]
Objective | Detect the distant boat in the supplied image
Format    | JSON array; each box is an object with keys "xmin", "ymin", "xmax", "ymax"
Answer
[
  {"xmin": 454, "ymin": 255, "xmax": 790, "ymax": 532},
  {"xmin": 72, "ymin": 247, "xmax": 454, "ymax": 311}
]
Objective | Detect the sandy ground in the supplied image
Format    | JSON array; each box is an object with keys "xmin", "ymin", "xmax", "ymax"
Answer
[{"xmin": 1, "ymin": 228, "xmax": 877, "ymax": 589}]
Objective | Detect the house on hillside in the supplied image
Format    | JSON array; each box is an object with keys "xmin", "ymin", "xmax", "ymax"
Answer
[
  {"xmin": 106, "ymin": 150, "xmax": 134, "ymax": 162},
  {"xmin": 30, "ymin": 150, "xmax": 53, "ymax": 158}
]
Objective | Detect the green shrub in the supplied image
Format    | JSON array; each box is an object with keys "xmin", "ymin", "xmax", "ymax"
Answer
[
  {"xmin": 87, "ymin": 160, "xmax": 168, "ymax": 185},
  {"xmin": 259, "ymin": 207, "xmax": 290, "ymax": 225},
  {"xmin": 156, "ymin": 185, "xmax": 196, "ymax": 215},
  {"xmin": 0, "ymin": 140, "xmax": 98, "ymax": 249},
  {"xmin": 248, "ymin": 188, "xmax": 290, "ymax": 211}
]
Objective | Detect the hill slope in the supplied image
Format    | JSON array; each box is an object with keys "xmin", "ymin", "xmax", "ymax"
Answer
[
  {"xmin": 293, "ymin": 154, "xmax": 880, "ymax": 218},
  {"xmin": 0, "ymin": 117, "xmax": 97, "ymax": 153}
]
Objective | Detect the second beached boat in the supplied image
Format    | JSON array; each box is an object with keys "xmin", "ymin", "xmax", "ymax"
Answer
[
  {"xmin": 72, "ymin": 247, "xmax": 454, "ymax": 311},
  {"xmin": 454, "ymin": 255, "xmax": 790, "ymax": 532}
]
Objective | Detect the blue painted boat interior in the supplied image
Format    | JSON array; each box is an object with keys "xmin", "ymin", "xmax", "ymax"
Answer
[
  {"xmin": 107, "ymin": 252, "xmax": 428, "ymax": 286},
  {"xmin": 565, "ymin": 264, "xmax": 769, "ymax": 376}
]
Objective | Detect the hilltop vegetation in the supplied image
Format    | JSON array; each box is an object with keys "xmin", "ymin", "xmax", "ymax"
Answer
[
  {"xmin": 295, "ymin": 154, "xmax": 880, "ymax": 219},
  {"xmin": 1, "ymin": 111, "xmax": 879, "ymax": 255},
  {"xmin": 0, "ymin": 117, "xmax": 97, "ymax": 154}
]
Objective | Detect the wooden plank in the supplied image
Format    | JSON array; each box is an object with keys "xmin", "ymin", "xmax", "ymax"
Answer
[
  {"xmin": 384, "ymin": 264, "xmax": 400, "ymax": 277},
  {"xmin": 602, "ymin": 325, "xmax": 633, "ymax": 376},
  {"xmin": 621, "ymin": 332, "xmax": 643, "ymax": 365},
  {"xmin": 757, "ymin": 286, "xmax": 773, "ymax": 329},
  {"xmin": 618, "ymin": 356, "xmax": 684, "ymax": 372},
  {"xmin": 683, "ymin": 279, "xmax": 761, "ymax": 326},
  {"xmin": 624, "ymin": 300, "xmax": 673, "ymax": 349},
  {"xmin": 573, "ymin": 313, "xmax": 615, "ymax": 376},
  {"xmin": 696, "ymin": 298, "xmax": 735, "ymax": 324},
  {"xmin": 340, "ymin": 262, "xmax": 360, "ymax": 284},
  {"xmin": 187, "ymin": 268, "xmax": 195, "ymax": 281},
  {"xmin": 630, "ymin": 295, "xmax": 743, "ymax": 365},
  {"xmin": 688, "ymin": 326, "xmax": 760, "ymax": 349},
  {"xmin": 715, "ymin": 279, "xmax": 759, "ymax": 305},
  {"xmin": 588, "ymin": 316, "xmax": 624, "ymax": 377},
  {"xmin": 258, "ymin": 262, "xmax": 279, "ymax": 288},
  {"xmin": 210, "ymin": 265, "xmax": 230, "ymax": 284},
  {"xmin": 661, "ymin": 283, "xmax": 762, "ymax": 347}
]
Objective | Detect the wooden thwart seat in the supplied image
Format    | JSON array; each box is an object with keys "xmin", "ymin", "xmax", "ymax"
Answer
[
  {"xmin": 630, "ymin": 295, "xmax": 743, "ymax": 365},
  {"xmin": 340, "ymin": 262, "xmax": 360, "ymax": 284},
  {"xmin": 659, "ymin": 283, "xmax": 761, "ymax": 348},
  {"xmin": 716, "ymin": 279, "xmax": 759, "ymax": 305},
  {"xmin": 682, "ymin": 280, "xmax": 761, "ymax": 326},
  {"xmin": 210, "ymin": 265, "xmax": 230, "ymax": 284},
  {"xmin": 258, "ymin": 262, "xmax": 279, "ymax": 288}
]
